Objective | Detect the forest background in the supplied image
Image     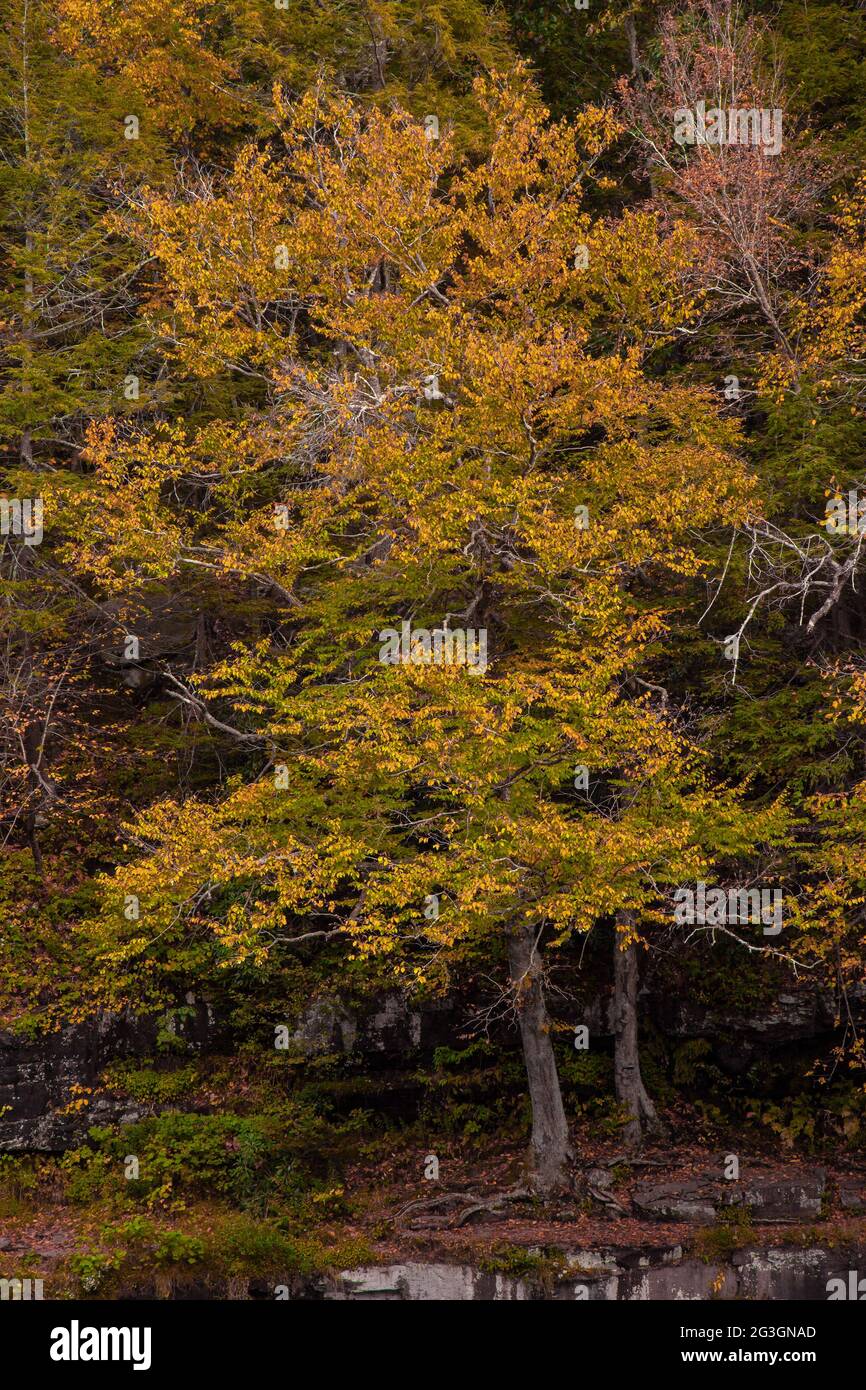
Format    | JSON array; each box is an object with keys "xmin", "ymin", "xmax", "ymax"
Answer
[{"xmin": 2, "ymin": 0, "xmax": 866, "ymax": 1290}]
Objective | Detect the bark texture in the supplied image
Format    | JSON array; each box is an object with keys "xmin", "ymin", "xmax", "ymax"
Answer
[
  {"xmin": 613, "ymin": 913, "xmax": 664, "ymax": 1149},
  {"xmin": 508, "ymin": 923, "xmax": 573, "ymax": 1193}
]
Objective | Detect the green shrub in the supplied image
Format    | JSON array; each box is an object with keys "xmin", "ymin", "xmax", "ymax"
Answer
[
  {"xmin": 74, "ymin": 1098, "xmax": 362, "ymax": 1212},
  {"xmin": 153, "ymin": 1230, "xmax": 206, "ymax": 1266},
  {"xmin": 478, "ymin": 1243, "xmax": 567, "ymax": 1289},
  {"xmin": 95, "ymin": 1112, "xmax": 276, "ymax": 1207},
  {"xmin": 693, "ymin": 1206, "xmax": 756, "ymax": 1263},
  {"xmin": 101, "ymin": 1061, "xmax": 201, "ymax": 1107},
  {"xmin": 69, "ymin": 1250, "xmax": 122, "ymax": 1294},
  {"xmin": 208, "ymin": 1216, "xmax": 372, "ymax": 1276}
]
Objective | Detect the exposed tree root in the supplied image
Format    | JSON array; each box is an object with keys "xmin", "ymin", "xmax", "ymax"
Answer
[
  {"xmin": 584, "ymin": 1167, "xmax": 631, "ymax": 1216},
  {"xmin": 395, "ymin": 1185, "xmax": 534, "ymax": 1229}
]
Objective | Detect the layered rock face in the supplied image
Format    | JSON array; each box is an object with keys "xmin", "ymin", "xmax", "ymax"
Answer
[
  {"xmin": 0, "ymin": 982, "xmax": 851, "ymax": 1152},
  {"xmin": 0, "ymin": 1001, "xmax": 216, "ymax": 1151}
]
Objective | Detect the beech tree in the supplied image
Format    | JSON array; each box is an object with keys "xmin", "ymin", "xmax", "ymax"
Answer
[
  {"xmin": 619, "ymin": 0, "xmax": 826, "ymax": 383},
  {"xmin": 0, "ymin": 0, "xmax": 515, "ymax": 1012},
  {"xmin": 57, "ymin": 72, "xmax": 796, "ymax": 1189},
  {"xmin": 2, "ymin": 0, "xmax": 861, "ymax": 1227}
]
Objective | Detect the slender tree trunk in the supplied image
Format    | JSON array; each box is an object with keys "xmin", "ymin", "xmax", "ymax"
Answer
[
  {"xmin": 623, "ymin": 15, "xmax": 661, "ymax": 201},
  {"xmin": 22, "ymin": 714, "xmax": 55, "ymax": 878},
  {"xmin": 613, "ymin": 912, "xmax": 663, "ymax": 1150},
  {"xmin": 624, "ymin": 16, "xmax": 645, "ymax": 91},
  {"xmin": 742, "ymin": 253, "xmax": 800, "ymax": 388},
  {"xmin": 508, "ymin": 922, "xmax": 573, "ymax": 1194},
  {"xmin": 20, "ymin": 0, "xmax": 35, "ymax": 468}
]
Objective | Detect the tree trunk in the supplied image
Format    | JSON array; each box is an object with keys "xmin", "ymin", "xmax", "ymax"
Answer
[
  {"xmin": 613, "ymin": 912, "xmax": 664, "ymax": 1150},
  {"xmin": 22, "ymin": 715, "xmax": 55, "ymax": 878},
  {"xmin": 624, "ymin": 16, "xmax": 645, "ymax": 91},
  {"xmin": 21, "ymin": 0, "xmax": 35, "ymax": 469},
  {"xmin": 508, "ymin": 923, "xmax": 573, "ymax": 1194}
]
